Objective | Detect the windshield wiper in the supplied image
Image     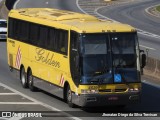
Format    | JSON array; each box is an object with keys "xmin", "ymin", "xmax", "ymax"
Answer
[
  {"xmin": 90, "ymin": 71, "xmax": 110, "ymax": 84},
  {"xmin": 89, "ymin": 76, "xmax": 104, "ymax": 84},
  {"xmin": 93, "ymin": 67, "xmax": 109, "ymax": 77}
]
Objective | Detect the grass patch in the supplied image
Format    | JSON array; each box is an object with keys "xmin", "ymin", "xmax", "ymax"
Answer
[{"xmin": 156, "ymin": 5, "xmax": 160, "ymax": 12}]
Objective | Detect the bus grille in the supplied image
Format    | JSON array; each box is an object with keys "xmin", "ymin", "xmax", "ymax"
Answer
[
  {"xmin": 115, "ymin": 89, "xmax": 127, "ymax": 92},
  {"xmin": 99, "ymin": 89, "xmax": 111, "ymax": 92},
  {"xmin": 99, "ymin": 89, "xmax": 127, "ymax": 93}
]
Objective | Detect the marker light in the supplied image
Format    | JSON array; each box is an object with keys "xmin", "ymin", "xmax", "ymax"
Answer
[{"xmin": 128, "ymin": 88, "xmax": 140, "ymax": 92}]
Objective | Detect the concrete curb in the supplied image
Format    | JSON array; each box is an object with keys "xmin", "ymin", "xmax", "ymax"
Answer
[
  {"xmin": 145, "ymin": 4, "xmax": 160, "ymax": 18},
  {"xmin": 144, "ymin": 57, "xmax": 160, "ymax": 79},
  {"xmin": 144, "ymin": 5, "xmax": 160, "ymax": 79}
]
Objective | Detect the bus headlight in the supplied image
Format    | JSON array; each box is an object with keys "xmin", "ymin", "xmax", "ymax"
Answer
[
  {"xmin": 128, "ymin": 88, "xmax": 140, "ymax": 92},
  {"xmin": 81, "ymin": 89, "xmax": 99, "ymax": 94}
]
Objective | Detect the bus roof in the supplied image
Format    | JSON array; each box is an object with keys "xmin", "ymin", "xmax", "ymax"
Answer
[{"xmin": 9, "ymin": 8, "xmax": 136, "ymax": 33}]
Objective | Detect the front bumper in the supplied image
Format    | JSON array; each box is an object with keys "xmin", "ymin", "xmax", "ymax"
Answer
[
  {"xmin": 0, "ymin": 34, "xmax": 7, "ymax": 41},
  {"xmin": 72, "ymin": 92, "xmax": 141, "ymax": 107}
]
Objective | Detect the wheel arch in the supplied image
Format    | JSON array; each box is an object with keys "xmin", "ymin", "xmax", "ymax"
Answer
[{"xmin": 20, "ymin": 64, "xmax": 24, "ymax": 71}]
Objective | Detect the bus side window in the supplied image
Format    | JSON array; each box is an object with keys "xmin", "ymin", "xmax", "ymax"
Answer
[
  {"xmin": 39, "ymin": 26, "xmax": 48, "ymax": 48},
  {"xmin": 14, "ymin": 20, "xmax": 20, "ymax": 40},
  {"xmin": 29, "ymin": 23, "xmax": 39, "ymax": 46},
  {"xmin": 19, "ymin": 21, "xmax": 29, "ymax": 42},
  {"xmin": 8, "ymin": 18, "xmax": 14, "ymax": 38},
  {"xmin": 57, "ymin": 30, "xmax": 68, "ymax": 55},
  {"xmin": 48, "ymin": 28, "xmax": 57, "ymax": 51}
]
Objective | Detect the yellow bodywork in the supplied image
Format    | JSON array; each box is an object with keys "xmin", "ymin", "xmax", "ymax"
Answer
[
  {"xmin": 7, "ymin": 8, "xmax": 140, "ymax": 95},
  {"xmin": 8, "ymin": 8, "xmax": 136, "ymax": 33}
]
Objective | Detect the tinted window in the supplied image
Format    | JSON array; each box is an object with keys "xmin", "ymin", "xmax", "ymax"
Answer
[
  {"xmin": 70, "ymin": 31, "xmax": 78, "ymax": 50},
  {"xmin": 48, "ymin": 28, "xmax": 57, "ymax": 51},
  {"xmin": 19, "ymin": 21, "xmax": 29, "ymax": 42},
  {"xmin": 8, "ymin": 18, "xmax": 14, "ymax": 38},
  {"xmin": 8, "ymin": 18, "xmax": 29, "ymax": 42},
  {"xmin": 81, "ymin": 34, "xmax": 107, "ymax": 55},
  {"xmin": 48, "ymin": 28, "xmax": 68, "ymax": 55},
  {"xmin": 29, "ymin": 23, "xmax": 39, "ymax": 45},
  {"xmin": 8, "ymin": 18, "xmax": 68, "ymax": 55},
  {"xmin": 57, "ymin": 30, "xmax": 68, "ymax": 54},
  {"xmin": 39, "ymin": 26, "xmax": 48, "ymax": 47},
  {"xmin": 14, "ymin": 20, "xmax": 20, "ymax": 39}
]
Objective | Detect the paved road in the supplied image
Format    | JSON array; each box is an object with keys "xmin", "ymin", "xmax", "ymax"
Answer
[
  {"xmin": 0, "ymin": 0, "xmax": 160, "ymax": 119},
  {"xmin": 1, "ymin": 42, "xmax": 160, "ymax": 119},
  {"xmin": 96, "ymin": 0, "xmax": 160, "ymax": 59}
]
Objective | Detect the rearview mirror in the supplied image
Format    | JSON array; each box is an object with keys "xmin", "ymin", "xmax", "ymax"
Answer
[{"xmin": 141, "ymin": 53, "xmax": 146, "ymax": 68}]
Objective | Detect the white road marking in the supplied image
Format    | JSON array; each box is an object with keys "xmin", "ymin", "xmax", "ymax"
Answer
[
  {"xmin": 0, "ymin": 117, "xmax": 8, "ymax": 120},
  {"xmin": 145, "ymin": 4, "xmax": 160, "ymax": 18},
  {"xmin": 0, "ymin": 93, "xmax": 18, "ymax": 95},
  {"xmin": 139, "ymin": 45, "xmax": 156, "ymax": 50},
  {"xmin": 77, "ymin": 0, "xmax": 158, "ymax": 51},
  {"xmin": 8, "ymin": 117, "xmax": 22, "ymax": 120},
  {"xmin": 0, "ymin": 102, "xmax": 38, "ymax": 104},
  {"xmin": 95, "ymin": 6, "xmax": 160, "ymax": 39},
  {"xmin": 13, "ymin": 0, "xmax": 21, "ymax": 9},
  {"xmin": 46, "ymin": 1, "xmax": 49, "ymax": 5},
  {"xmin": 0, "ymin": 83, "xmax": 39, "ymax": 103},
  {"xmin": 76, "ymin": 0, "xmax": 88, "ymax": 14},
  {"xmin": 0, "ymin": 82, "xmax": 82, "ymax": 120},
  {"xmin": 143, "ymin": 80, "xmax": 160, "ymax": 89},
  {"xmin": 137, "ymin": 28, "xmax": 160, "ymax": 39},
  {"xmin": 96, "ymin": 6, "xmax": 160, "ymax": 39}
]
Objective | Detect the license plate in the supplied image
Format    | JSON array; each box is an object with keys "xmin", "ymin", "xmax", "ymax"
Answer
[
  {"xmin": 108, "ymin": 96, "xmax": 119, "ymax": 101},
  {"xmin": 0, "ymin": 35, "xmax": 6, "ymax": 39}
]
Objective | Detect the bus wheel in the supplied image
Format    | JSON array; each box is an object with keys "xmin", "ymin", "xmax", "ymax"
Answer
[
  {"xmin": 67, "ymin": 86, "xmax": 75, "ymax": 108},
  {"xmin": 20, "ymin": 67, "xmax": 28, "ymax": 88},
  {"xmin": 28, "ymin": 70, "xmax": 36, "ymax": 91}
]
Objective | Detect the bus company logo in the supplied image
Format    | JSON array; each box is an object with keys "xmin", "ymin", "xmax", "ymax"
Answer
[
  {"xmin": 15, "ymin": 46, "xmax": 22, "ymax": 69},
  {"xmin": 59, "ymin": 74, "xmax": 65, "ymax": 87},
  {"xmin": 35, "ymin": 48, "xmax": 60, "ymax": 68}
]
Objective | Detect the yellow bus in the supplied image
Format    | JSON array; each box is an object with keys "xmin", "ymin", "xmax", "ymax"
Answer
[{"xmin": 7, "ymin": 8, "xmax": 146, "ymax": 107}]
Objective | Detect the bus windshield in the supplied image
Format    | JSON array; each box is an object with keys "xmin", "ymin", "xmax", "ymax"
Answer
[
  {"xmin": 111, "ymin": 33, "xmax": 137, "ymax": 69},
  {"xmin": 80, "ymin": 33, "xmax": 139, "ymax": 84},
  {"xmin": 81, "ymin": 34, "xmax": 110, "ymax": 76}
]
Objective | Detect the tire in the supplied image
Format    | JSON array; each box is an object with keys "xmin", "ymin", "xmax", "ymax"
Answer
[
  {"xmin": 20, "ymin": 67, "xmax": 28, "ymax": 88},
  {"xmin": 28, "ymin": 70, "xmax": 36, "ymax": 91},
  {"xmin": 66, "ymin": 85, "xmax": 75, "ymax": 108}
]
